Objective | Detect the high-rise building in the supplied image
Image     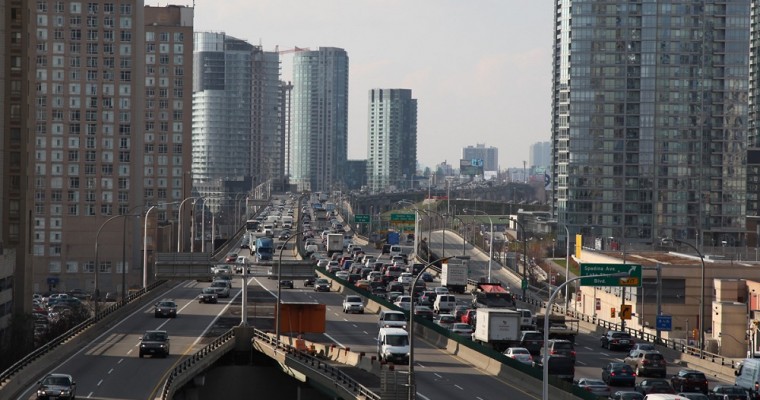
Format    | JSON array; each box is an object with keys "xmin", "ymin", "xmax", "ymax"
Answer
[
  {"xmin": 529, "ymin": 141, "xmax": 551, "ymax": 170},
  {"xmin": 462, "ymin": 144, "xmax": 498, "ymax": 172},
  {"xmin": 192, "ymin": 33, "xmax": 283, "ymax": 204},
  {"xmin": 24, "ymin": 1, "xmax": 193, "ymax": 298},
  {"xmin": 290, "ymin": 47, "xmax": 348, "ymax": 192},
  {"xmin": 366, "ymin": 88, "xmax": 417, "ymax": 192},
  {"xmin": 551, "ymin": 0, "xmax": 749, "ymax": 246}
]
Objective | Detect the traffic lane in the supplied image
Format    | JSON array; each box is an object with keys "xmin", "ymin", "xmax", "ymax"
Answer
[{"xmin": 19, "ymin": 281, "xmax": 226, "ymax": 400}]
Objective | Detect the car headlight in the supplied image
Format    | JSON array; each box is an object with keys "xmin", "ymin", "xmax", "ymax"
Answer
[{"xmin": 141, "ymin": 344, "xmax": 146, "ymax": 348}]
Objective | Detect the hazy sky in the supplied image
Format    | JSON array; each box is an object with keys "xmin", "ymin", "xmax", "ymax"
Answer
[{"xmin": 149, "ymin": 1, "xmax": 553, "ymax": 170}]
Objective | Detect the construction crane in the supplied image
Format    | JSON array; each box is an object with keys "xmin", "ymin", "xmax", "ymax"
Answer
[{"xmin": 275, "ymin": 45, "xmax": 310, "ymax": 55}]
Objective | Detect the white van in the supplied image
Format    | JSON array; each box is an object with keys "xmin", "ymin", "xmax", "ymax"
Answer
[
  {"xmin": 378, "ymin": 310, "xmax": 407, "ymax": 329},
  {"xmin": 390, "ymin": 245, "xmax": 402, "ymax": 257},
  {"xmin": 433, "ymin": 294, "xmax": 456, "ymax": 314},
  {"xmin": 735, "ymin": 358, "xmax": 760, "ymax": 396},
  {"xmin": 376, "ymin": 327, "xmax": 410, "ymax": 364},
  {"xmin": 516, "ymin": 308, "xmax": 535, "ymax": 329}
]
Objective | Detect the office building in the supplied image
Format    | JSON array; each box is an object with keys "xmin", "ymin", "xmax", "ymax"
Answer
[
  {"xmin": 25, "ymin": 1, "xmax": 193, "ymax": 298},
  {"xmin": 529, "ymin": 141, "xmax": 551, "ymax": 170},
  {"xmin": 366, "ymin": 88, "xmax": 417, "ymax": 192},
  {"xmin": 550, "ymin": 0, "xmax": 749, "ymax": 247},
  {"xmin": 462, "ymin": 144, "xmax": 498, "ymax": 172},
  {"xmin": 290, "ymin": 47, "xmax": 349, "ymax": 192}
]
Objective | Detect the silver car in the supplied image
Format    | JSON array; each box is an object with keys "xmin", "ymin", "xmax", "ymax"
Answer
[
  {"xmin": 209, "ymin": 281, "xmax": 230, "ymax": 298},
  {"xmin": 575, "ymin": 378, "xmax": 610, "ymax": 398}
]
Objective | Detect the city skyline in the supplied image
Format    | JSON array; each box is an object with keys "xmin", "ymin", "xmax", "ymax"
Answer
[{"xmin": 146, "ymin": 0, "xmax": 554, "ymax": 170}]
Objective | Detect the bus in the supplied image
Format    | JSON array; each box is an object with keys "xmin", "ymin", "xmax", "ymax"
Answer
[{"xmin": 245, "ymin": 219, "xmax": 259, "ymax": 232}]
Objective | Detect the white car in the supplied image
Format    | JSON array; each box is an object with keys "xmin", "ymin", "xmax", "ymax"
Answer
[
  {"xmin": 394, "ymin": 295, "xmax": 412, "ymax": 311},
  {"xmin": 504, "ymin": 347, "xmax": 534, "ymax": 365},
  {"xmin": 342, "ymin": 295, "xmax": 365, "ymax": 314},
  {"xmin": 397, "ymin": 272, "xmax": 413, "ymax": 285},
  {"xmin": 335, "ymin": 271, "xmax": 350, "ymax": 280},
  {"xmin": 434, "ymin": 286, "xmax": 449, "ymax": 295},
  {"xmin": 316, "ymin": 259, "xmax": 330, "ymax": 268}
]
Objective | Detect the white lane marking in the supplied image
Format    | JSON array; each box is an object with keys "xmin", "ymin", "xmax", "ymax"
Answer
[
  {"xmin": 477, "ymin": 397, "xmax": 485, "ymax": 400},
  {"xmin": 434, "ymin": 373, "xmax": 442, "ymax": 379},
  {"xmin": 97, "ymin": 379, "xmax": 103, "ymax": 386},
  {"xmin": 417, "ymin": 362, "xmax": 426, "ymax": 368},
  {"xmin": 416, "ymin": 393, "xmax": 432, "ymax": 400},
  {"xmin": 454, "ymin": 384, "xmax": 464, "ymax": 390},
  {"xmin": 584, "ymin": 346, "xmax": 593, "ymax": 351},
  {"xmin": 352, "ymin": 324, "xmax": 358, "ymax": 328},
  {"xmin": 601, "ymin": 353, "xmax": 610, "ymax": 357},
  {"xmin": 362, "ymin": 331, "xmax": 368, "ymax": 335},
  {"xmin": 323, "ymin": 332, "xmax": 345, "ymax": 348},
  {"xmin": 108, "ymin": 368, "xmax": 114, "ymax": 374},
  {"xmin": 576, "ymin": 360, "xmax": 586, "ymax": 366},
  {"xmin": 87, "ymin": 392, "xmax": 94, "ymax": 397},
  {"xmin": 117, "ymin": 359, "xmax": 123, "ymax": 364}
]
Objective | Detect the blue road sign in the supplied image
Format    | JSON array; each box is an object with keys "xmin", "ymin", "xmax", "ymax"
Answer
[{"xmin": 656, "ymin": 315, "xmax": 672, "ymax": 331}]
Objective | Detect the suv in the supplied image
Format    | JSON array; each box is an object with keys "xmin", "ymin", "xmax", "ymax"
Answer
[
  {"xmin": 624, "ymin": 350, "xmax": 666, "ymax": 377},
  {"xmin": 541, "ymin": 339, "xmax": 576, "ymax": 363},
  {"xmin": 378, "ymin": 310, "xmax": 407, "ymax": 329},
  {"xmin": 601, "ymin": 330, "xmax": 635, "ymax": 351},
  {"xmin": 153, "ymin": 300, "xmax": 177, "ymax": 318},
  {"xmin": 342, "ymin": 295, "xmax": 365, "ymax": 314},
  {"xmin": 520, "ymin": 330, "xmax": 544, "ymax": 355},
  {"xmin": 36, "ymin": 373, "xmax": 76, "ymax": 399},
  {"xmin": 670, "ymin": 369, "xmax": 708, "ymax": 394},
  {"xmin": 139, "ymin": 330, "xmax": 170, "ymax": 358}
]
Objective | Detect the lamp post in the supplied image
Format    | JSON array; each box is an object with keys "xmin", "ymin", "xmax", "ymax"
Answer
[
  {"xmin": 177, "ymin": 197, "xmax": 197, "ymax": 252},
  {"xmin": 508, "ymin": 217, "xmax": 529, "ymax": 300},
  {"xmin": 560, "ymin": 223, "xmax": 570, "ymax": 308},
  {"xmin": 464, "ymin": 208, "xmax": 493, "ymax": 282},
  {"xmin": 542, "ymin": 272, "xmax": 630, "ymax": 400},
  {"xmin": 674, "ymin": 239, "xmax": 706, "ymax": 359},
  {"xmin": 451, "ymin": 215, "xmax": 467, "ymax": 256},
  {"xmin": 398, "ymin": 200, "xmax": 421, "ymax": 260},
  {"xmin": 143, "ymin": 201, "xmax": 179, "ymax": 288},
  {"xmin": 275, "ymin": 225, "xmax": 308, "ymax": 346},
  {"xmin": 408, "ymin": 256, "xmax": 456, "ymax": 400},
  {"xmin": 95, "ymin": 211, "xmax": 141, "ymax": 315}
]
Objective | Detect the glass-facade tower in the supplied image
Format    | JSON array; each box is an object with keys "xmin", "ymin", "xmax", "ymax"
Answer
[
  {"xmin": 367, "ymin": 88, "xmax": 417, "ymax": 193},
  {"xmin": 551, "ymin": 1, "xmax": 749, "ymax": 247}
]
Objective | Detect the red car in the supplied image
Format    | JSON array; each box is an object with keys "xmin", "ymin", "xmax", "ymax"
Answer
[
  {"xmin": 225, "ymin": 254, "xmax": 237, "ymax": 263},
  {"xmin": 461, "ymin": 309, "xmax": 477, "ymax": 325}
]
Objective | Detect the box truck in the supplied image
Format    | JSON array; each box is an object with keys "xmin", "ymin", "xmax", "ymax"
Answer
[{"xmin": 472, "ymin": 308, "xmax": 522, "ymax": 351}]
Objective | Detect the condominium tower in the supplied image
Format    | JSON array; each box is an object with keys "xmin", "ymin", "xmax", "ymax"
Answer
[
  {"xmin": 366, "ymin": 88, "xmax": 417, "ymax": 192},
  {"xmin": 290, "ymin": 47, "xmax": 348, "ymax": 192},
  {"xmin": 550, "ymin": 1, "xmax": 749, "ymax": 247},
  {"xmin": 462, "ymin": 144, "xmax": 498, "ymax": 172}
]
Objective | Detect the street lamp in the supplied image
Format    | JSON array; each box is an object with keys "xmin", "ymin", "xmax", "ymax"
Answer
[
  {"xmin": 674, "ymin": 238, "xmax": 706, "ymax": 359},
  {"xmin": 143, "ymin": 201, "xmax": 180, "ymax": 288},
  {"xmin": 509, "ymin": 217, "xmax": 528, "ymax": 300},
  {"xmin": 542, "ymin": 272, "xmax": 630, "ymax": 400},
  {"xmin": 408, "ymin": 256, "xmax": 456, "ymax": 400},
  {"xmin": 94, "ymin": 210, "xmax": 141, "ymax": 314},
  {"xmin": 450, "ymin": 215, "xmax": 467, "ymax": 256},
  {"xmin": 177, "ymin": 197, "xmax": 197, "ymax": 252},
  {"xmin": 464, "ymin": 208, "xmax": 493, "ymax": 282}
]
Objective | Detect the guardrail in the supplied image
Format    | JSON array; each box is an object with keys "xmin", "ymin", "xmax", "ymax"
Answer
[{"xmin": 0, "ymin": 280, "xmax": 166, "ymax": 388}]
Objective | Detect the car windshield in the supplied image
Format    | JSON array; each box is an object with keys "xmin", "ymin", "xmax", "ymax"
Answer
[
  {"xmin": 158, "ymin": 301, "xmax": 175, "ymax": 307},
  {"xmin": 510, "ymin": 348, "xmax": 529, "ymax": 355},
  {"xmin": 202, "ymin": 288, "xmax": 215, "ymax": 294},
  {"xmin": 144, "ymin": 332, "xmax": 167, "ymax": 341},
  {"xmin": 523, "ymin": 332, "xmax": 542, "ymax": 340},
  {"xmin": 685, "ymin": 373, "xmax": 706, "ymax": 380},
  {"xmin": 720, "ymin": 387, "xmax": 747, "ymax": 394},
  {"xmin": 346, "ymin": 296, "xmax": 361, "ymax": 302},
  {"xmin": 43, "ymin": 376, "xmax": 70, "ymax": 386},
  {"xmin": 613, "ymin": 364, "xmax": 633, "ymax": 372},
  {"xmin": 386, "ymin": 313, "xmax": 405, "ymax": 321},
  {"xmin": 440, "ymin": 316, "xmax": 455, "ymax": 322},
  {"xmin": 211, "ymin": 282, "xmax": 226, "ymax": 288},
  {"xmin": 386, "ymin": 335, "xmax": 408, "ymax": 346},
  {"xmin": 553, "ymin": 342, "xmax": 573, "ymax": 349},
  {"xmin": 613, "ymin": 332, "xmax": 632, "ymax": 339},
  {"xmin": 583, "ymin": 379, "xmax": 606, "ymax": 386}
]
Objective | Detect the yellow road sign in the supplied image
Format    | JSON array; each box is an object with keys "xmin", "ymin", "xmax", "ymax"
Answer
[{"xmin": 620, "ymin": 304, "xmax": 632, "ymax": 320}]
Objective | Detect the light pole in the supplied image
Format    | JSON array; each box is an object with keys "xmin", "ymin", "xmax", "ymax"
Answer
[
  {"xmin": 674, "ymin": 238, "xmax": 706, "ymax": 359},
  {"xmin": 510, "ymin": 217, "xmax": 528, "ymax": 301},
  {"xmin": 542, "ymin": 272, "xmax": 630, "ymax": 400},
  {"xmin": 398, "ymin": 200, "xmax": 421, "ymax": 260},
  {"xmin": 177, "ymin": 197, "xmax": 197, "ymax": 252},
  {"xmin": 464, "ymin": 208, "xmax": 493, "ymax": 282},
  {"xmin": 143, "ymin": 201, "xmax": 179, "ymax": 288},
  {"xmin": 409, "ymin": 256, "xmax": 456, "ymax": 400},
  {"xmin": 95, "ymin": 211, "xmax": 140, "ymax": 314},
  {"xmin": 451, "ymin": 215, "xmax": 467, "ymax": 256},
  {"xmin": 558, "ymin": 223, "xmax": 570, "ymax": 307}
]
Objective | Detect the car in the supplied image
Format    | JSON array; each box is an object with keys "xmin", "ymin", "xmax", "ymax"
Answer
[
  {"xmin": 316, "ymin": 258, "xmax": 330, "ymax": 268},
  {"xmin": 104, "ymin": 292, "xmax": 117, "ymax": 302},
  {"xmin": 209, "ymin": 281, "xmax": 231, "ymax": 298},
  {"xmin": 153, "ymin": 300, "xmax": 177, "ymax": 318},
  {"xmin": 677, "ymin": 393, "xmax": 709, "ymax": 400},
  {"xmin": 520, "ymin": 330, "xmax": 544, "ymax": 355},
  {"xmin": 601, "ymin": 362, "xmax": 636, "ymax": 387},
  {"xmin": 398, "ymin": 272, "xmax": 413, "ymax": 285},
  {"xmin": 139, "ymin": 330, "xmax": 170, "ymax": 358},
  {"xmin": 625, "ymin": 350, "xmax": 667, "ymax": 377},
  {"xmin": 706, "ymin": 385, "xmax": 750, "ymax": 400},
  {"xmin": 433, "ymin": 313, "xmax": 456, "ymax": 329},
  {"xmin": 378, "ymin": 310, "xmax": 407, "ymax": 329},
  {"xmin": 504, "ymin": 347, "xmax": 534, "ymax": 365},
  {"xmin": 635, "ymin": 379, "xmax": 676, "ymax": 395},
  {"xmin": 420, "ymin": 272, "xmax": 434, "ymax": 282},
  {"xmin": 601, "ymin": 330, "xmax": 635, "ymax": 351},
  {"xmin": 303, "ymin": 276, "xmax": 316, "ymax": 287},
  {"xmin": 388, "ymin": 291, "xmax": 404, "ymax": 303},
  {"xmin": 198, "ymin": 287, "xmax": 218, "ymax": 304},
  {"xmin": 449, "ymin": 323, "xmax": 475, "ymax": 337},
  {"xmin": 278, "ymin": 280, "xmax": 294, "ymax": 289},
  {"xmin": 537, "ymin": 354, "xmax": 575, "ymax": 382},
  {"xmin": 236, "ymin": 256, "xmax": 247, "ymax": 264},
  {"xmin": 609, "ymin": 391, "xmax": 644, "ymax": 400},
  {"xmin": 342, "ymin": 295, "xmax": 365, "ymax": 314},
  {"xmin": 630, "ymin": 343, "xmax": 657, "ymax": 352},
  {"xmin": 36, "ymin": 373, "xmax": 76, "ymax": 400},
  {"xmin": 576, "ymin": 378, "xmax": 611, "ymax": 398},
  {"xmin": 670, "ymin": 369, "xmax": 708, "ymax": 394},
  {"xmin": 394, "ymin": 295, "xmax": 412, "ymax": 311},
  {"xmin": 225, "ymin": 254, "xmax": 238, "ymax": 263},
  {"xmin": 314, "ymin": 278, "xmax": 331, "ymax": 292},
  {"xmin": 413, "ymin": 306, "xmax": 434, "ymax": 321},
  {"xmin": 542, "ymin": 339, "xmax": 576, "ymax": 363},
  {"xmin": 434, "ymin": 286, "xmax": 449, "ymax": 295},
  {"xmin": 417, "ymin": 291, "xmax": 436, "ymax": 307},
  {"xmin": 453, "ymin": 305, "xmax": 469, "ymax": 322},
  {"xmin": 372, "ymin": 286, "xmax": 389, "ymax": 299}
]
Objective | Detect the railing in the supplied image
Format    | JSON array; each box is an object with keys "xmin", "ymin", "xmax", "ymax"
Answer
[{"xmin": 0, "ymin": 280, "xmax": 165, "ymax": 387}]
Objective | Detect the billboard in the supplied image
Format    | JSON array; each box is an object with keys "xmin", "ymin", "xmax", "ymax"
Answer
[{"xmin": 460, "ymin": 159, "xmax": 484, "ymax": 176}]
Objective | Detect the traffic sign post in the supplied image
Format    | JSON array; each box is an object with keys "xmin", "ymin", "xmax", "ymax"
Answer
[
  {"xmin": 354, "ymin": 214, "xmax": 370, "ymax": 224},
  {"xmin": 656, "ymin": 315, "xmax": 672, "ymax": 331},
  {"xmin": 619, "ymin": 304, "xmax": 632, "ymax": 320},
  {"xmin": 390, "ymin": 213, "xmax": 415, "ymax": 223},
  {"xmin": 580, "ymin": 263, "xmax": 642, "ymax": 287}
]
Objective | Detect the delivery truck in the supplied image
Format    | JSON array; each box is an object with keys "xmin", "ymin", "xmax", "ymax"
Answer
[
  {"xmin": 326, "ymin": 233, "xmax": 344, "ymax": 256},
  {"xmin": 441, "ymin": 258, "xmax": 468, "ymax": 293},
  {"xmin": 471, "ymin": 308, "xmax": 522, "ymax": 351}
]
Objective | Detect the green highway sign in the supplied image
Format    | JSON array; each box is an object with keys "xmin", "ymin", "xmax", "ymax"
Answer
[
  {"xmin": 391, "ymin": 213, "xmax": 415, "ymax": 222},
  {"xmin": 354, "ymin": 214, "xmax": 370, "ymax": 223},
  {"xmin": 580, "ymin": 263, "xmax": 642, "ymax": 287}
]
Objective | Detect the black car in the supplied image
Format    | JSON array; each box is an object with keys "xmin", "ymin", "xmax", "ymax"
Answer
[
  {"xmin": 634, "ymin": 379, "xmax": 675, "ymax": 395},
  {"xmin": 279, "ymin": 280, "xmax": 294, "ymax": 289},
  {"xmin": 520, "ymin": 330, "xmax": 544, "ymax": 355},
  {"xmin": 671, "ymin": 369, "xmax": 708, "ymax": 394},
  {"xmin": 303, "ymin": 276, "xmax": 316, "ymax": 287},
  {"xmin": 314, "ymin": 278, "xmax": 330, "ymax": 292},
  {"xmin": 414, "ymin": 306, "xmax": 435, "ymax": 321},
  {"xmin": 420, "ymin": 272, "xmax": 434, "ymax": 282},
  {"xmin": 601, "ymin": 330, "xmax": 635, "ymax": 351},
  {"xmin": 139, "ymin": 330, "xmax": 170, "ymax": 358},
  {"xmin": 36, "ymin": 373, "xmax": 76, "ymax": 400},
  {"xmin": 602, "ymin": 362, "xmax": 636, "ymax": 387},
  {"xmin": 609, "ymin": 391, "xmax": 644, "ymax": 400},
  {"xmin": 153, "ymin": 300, "xmax": 177, "ymax": 318},
  {"xmin": 198, "ymin": 288, "xmax": 218, "ymax": 304},
  {"xmin": 707, "ymin": 385, "xmax": 751, "ymax": 400}
]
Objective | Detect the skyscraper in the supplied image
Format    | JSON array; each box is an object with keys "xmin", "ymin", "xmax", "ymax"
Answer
[
  {"xmin": 529, "ymin": 141, "xmax": 551, "ymax": 170},
  {"xmin": 290, "ymin": 47, "xmax": 348, "ymax": 192},
  {"xmin": 462, "ymin": 144, "xmax": 498, "ymax": 172},
  {"xmin": 366, "ymin": 88, "xmax": 417, "ymax": 192},
  {"xmin": 551, "ymin": 1, "xmax": 749, "ymax": 246}
]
